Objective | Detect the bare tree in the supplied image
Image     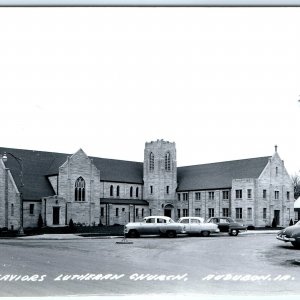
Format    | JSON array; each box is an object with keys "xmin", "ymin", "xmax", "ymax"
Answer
[{"xmin": 292, "ymin": 173, "xmax": 300, "ymax": 200}]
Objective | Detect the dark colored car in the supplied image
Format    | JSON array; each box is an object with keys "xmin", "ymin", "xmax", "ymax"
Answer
[
  {"xmin": 206, "ymin": 217, "xmax": 247, "ymax": 236},
  {"xmin": 276, "ymin": 221, "xmax": 300, "ymax": 248}
]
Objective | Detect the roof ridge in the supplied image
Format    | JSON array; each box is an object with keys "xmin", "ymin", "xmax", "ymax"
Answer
[{"xmin": 178, "ymin": 156, "xmax": 271, "ymax": 168}]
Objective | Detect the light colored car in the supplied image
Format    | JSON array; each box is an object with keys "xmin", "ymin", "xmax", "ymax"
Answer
[
  {"xmin": 178, "ymin": 217, "xmax": 220, "ymax": 237},
  {"xmin": 124, "ymin": 216, "xmax": 186, "ymax": 238}
]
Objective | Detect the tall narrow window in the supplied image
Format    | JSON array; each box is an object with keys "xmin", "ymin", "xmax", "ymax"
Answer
[
  {"xmin": 222, "ymin": 191, "xmax": 229, "ymax": 200},
  {"xmin": 263, "ymin": 208, "xmax": 267, "ymax": 219},
  {"xmin": 208, "ymin": 208, "xmax": 214, "ymax": 218},
  {"xmin": 11, "ymin": 204, "xmax": 14, "ymax": 216},
  {"xmin": 165, "ymin": 152, "xmax": 171, "ymax": 171},
  {"xmin": 195, "ymin": 208, "xmax": 201, "ymax": 216},
  {"xmin": 247, "ymin": 189, "xmax": 252, "ymax": 199},
  {"xmin": 116, "ymin": 208, "xmax": 119, "ymax": 217},
  {"xmin": 30, "ymin": 204, "xmax": 34, "ymax": 215},
  {"xmin": 275, "ymin": 191, "xmax": 279, "ymax": 199},
  {"xmin": 247, "ymin": 207, "xmax": 252, "ymax": 219},
  {"xmin": 136, "ymin": 187, "xmax": 139, "ymax": 197},
  {"xmin": 149, "ymin": 152, "xmax": 154, "ymax": 171},
  {"xmin": 236, "ymin": 190, "xmax": 242, "ymax": 199},
  {"xmin": 75, "ymin": 177, "xmax": 85, "ymax": 201},
  {"xmin": 166, "ymin": 186, "xmax": 169, "ymax": 194},
  {"xmin": 130, "ymin": 186, "xmax": 133, "ymax": 197},
  {"xmin": 222, "ymin": 208, "xmax": 229, "ymax": 217},
  {"xmin": 116, "ymin": 185, "xmax": 120, "ymax": 197},
  {"xmin": 235, "ymin": 208, "xmax": 242, "ymax": 219},
  {"xmin": 263, "ymin": 189, "xmax": 267, "ymax": 199},
  {"xmin": 150, "ymin": 185, "xmax": 153, "ymax": 194},
  {"xmin": 142, "ymin": 208, "xmax": 144, "ymax": 217},
  {"xmin": 110, "ymin": 185, "xmax": 114, "ymax": 197}
]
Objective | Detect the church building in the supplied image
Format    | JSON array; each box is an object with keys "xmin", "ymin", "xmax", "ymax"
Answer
[{"xmin": 0, "ymin": 140, "xmax": 295, "ymax": 231}]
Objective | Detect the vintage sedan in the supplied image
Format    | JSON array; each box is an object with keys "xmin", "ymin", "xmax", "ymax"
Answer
[
  {"xmin": 124, "ymin": 216, "xmax": 186, "ymax": 238},
  {"xmin": 276, "ymin": 221, "xmax": 300, "ymax": 248},
  {"xmin": 206, "ymin": 217, "xmax": 247, "ymax": 236},
  {"xmin": 178, "ymin": 217, "xmax": 220, "ymax": 237}
]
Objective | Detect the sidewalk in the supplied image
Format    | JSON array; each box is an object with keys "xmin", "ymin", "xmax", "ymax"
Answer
[
  {"xmin": 13, "ymin": 230, "xmax": 280, "ymax": 240},
  {"xmin": 17, "ymin": 234, "xmax": 122, "ymax": 240}
]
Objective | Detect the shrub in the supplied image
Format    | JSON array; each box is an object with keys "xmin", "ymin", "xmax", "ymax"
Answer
[
  {"xmin": 69, "ymin": 218, "xmax": 74, "ymax": 228},
  {"xmin": 289, "ymin": 219, "xmax": 294, "ymax": 226},
  {"xmin": 38, "ymin": 214, "xmax": 43, "ymax": 229}
]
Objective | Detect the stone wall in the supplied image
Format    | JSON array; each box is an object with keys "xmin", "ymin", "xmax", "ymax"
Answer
[
  {"xmin": 0, "ymin": 159, "xmax": 21, "ymax": 230},
  {"xmin": 23, "ymin": 201, "xmax": 42, "ymax": 228},
  {"xmin": 58, "ymin": 149, "xmax": 101, "ymax": 226},
  {"xmin": 143, "ymin": 139, "xmax": 177, "ymax": 216}
]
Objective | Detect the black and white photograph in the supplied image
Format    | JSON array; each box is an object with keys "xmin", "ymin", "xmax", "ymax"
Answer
[{"xmin": 0, "ymin": 3, "xmax": 300, "ymax": 299}]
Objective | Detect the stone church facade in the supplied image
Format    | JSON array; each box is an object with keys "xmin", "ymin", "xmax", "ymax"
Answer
[{"xmin": 0, "ymin": 140, "xmax": 295, "ymax": 231}]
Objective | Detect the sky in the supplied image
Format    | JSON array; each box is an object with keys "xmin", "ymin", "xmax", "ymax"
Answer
[{"xmin": 0, "ymin": 7, "xmax": 299, "ymax": 175}]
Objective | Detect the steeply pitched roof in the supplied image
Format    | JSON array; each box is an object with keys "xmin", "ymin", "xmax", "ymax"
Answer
[
  {"xmin": 0, "ymin": 146, "xmax": 271, "ymax": 200},
  {"xmin": 0, "ymin": 147, "xmax": 143, "ymax": 200},
  {"xmin": 177, "ymin": 156, "xmax": 270, "ymax": 191}
]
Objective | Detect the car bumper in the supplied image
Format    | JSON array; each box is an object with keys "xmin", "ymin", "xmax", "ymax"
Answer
[{"xmin": 276, "ymin": 235, "xmax": 296, "ymax": 242}]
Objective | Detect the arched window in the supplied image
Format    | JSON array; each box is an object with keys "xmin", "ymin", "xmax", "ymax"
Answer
[
  {"xmin": 136, "ymin": 187, "xmax": 139, "ymax": 197},
  {"xmin": 110, "ymin": 185, "xmax": 114, "ymax": 197},
  {"xmin": 165, "ymin": 152, "xmax": 171, "ymax": 171},
  {"xmin": 116, "ymin": 185, "xmax": 120, "ymax": 197},
  {"xmin": 11, "ymin": 204, "xmax": 14, "ymax": 216},
  {"xmin": 130, "ymin": 186, "xmax": 133, "ymax": 197},
  {"xmin": 75, "ymin": 177, "xmax": 85, "ymax": 201},
  {"xmin": 149, "ymin": 152, "xmax": 154, "ymax": 171}
]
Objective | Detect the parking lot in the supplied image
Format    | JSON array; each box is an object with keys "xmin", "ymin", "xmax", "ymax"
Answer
[{"xmin": 0, "ymin": 232, "xmax": 299, "ymax": 297}]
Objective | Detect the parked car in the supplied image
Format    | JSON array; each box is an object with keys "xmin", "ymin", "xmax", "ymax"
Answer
[
  {"xmin": 124, "ymin": 216, "xmax": 186, "ymax": 238},
  {"xmin": 206, "ymin": 217, "xmax": 247, "ymax": 236},
  {"xmin": 178, "ymin": 217, "xmax": 220, "ymax": 237},
  {"xmin": 276, "ymin": 221, "xmax": 300, "ymax": 248}
]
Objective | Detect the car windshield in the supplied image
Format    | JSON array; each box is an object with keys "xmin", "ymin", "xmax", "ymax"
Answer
[{"xmin": 227, "ymin": 218, "xmax": 235, "ymax": 222}]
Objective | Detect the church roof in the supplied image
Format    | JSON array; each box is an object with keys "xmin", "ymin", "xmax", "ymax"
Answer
[
  {"xmin": 177, "ymin": 156, "xmax": 271, "ymax": 191},
  {"xmin": 1, "ymin": 146, "xmax": 270, "ymax": 200},
  {"xmin": 0, "ymin": 147, "xmax": 143, "ymax": 200}
]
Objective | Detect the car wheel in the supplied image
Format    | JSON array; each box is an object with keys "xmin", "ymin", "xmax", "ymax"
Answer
[
  {"xmin": 291, "ymin": 241, "xmax": 300, "ymax": 249},
  {"xmin": 230, "ymin": 229, "xmax": 239, "ymax": 236},
  {"xmin": 128, "ymin": 230, "xmax": 140, "ymax": 238},
  {"xmin": 166, "ymin": 231, "xmax": 177, "ymax": 238},
  {"xmin": 201, "ymin": 231, "xmax": 210, "ymax": 237}
]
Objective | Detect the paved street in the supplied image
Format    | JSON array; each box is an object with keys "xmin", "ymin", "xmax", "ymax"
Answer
[{"xmin": 0, "ymin": 232, "xmax": 299, "ymax": 297}]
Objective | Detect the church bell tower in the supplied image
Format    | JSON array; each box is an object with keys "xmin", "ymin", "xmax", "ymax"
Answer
[{"xmin": 143, "ymin": 139, "xmax": 177, "ymax": 219}]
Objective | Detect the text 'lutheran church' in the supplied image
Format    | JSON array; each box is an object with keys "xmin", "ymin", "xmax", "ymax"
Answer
[{"xmin": 0, "ymin": 140, "xmax": 295, "ymax": 231}]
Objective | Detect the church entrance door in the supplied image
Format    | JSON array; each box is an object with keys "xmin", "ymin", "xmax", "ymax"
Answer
[
  {"xmin": 164, "ymin": 209, "xmax": 171, "ymax": 218},
  {"xmin": 53, "ymin": 207, "xmax": 60, "ymax": 225}
]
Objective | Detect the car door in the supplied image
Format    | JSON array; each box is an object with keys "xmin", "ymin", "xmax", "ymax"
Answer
[
  {"xmin": 179, "ymin": 218, "xmax": 191, "ymax": 232},
  {"xmin": 156, "ymin": 217, "xmax": 167, "ymax": 234},
  {"xmin": 218, "ymin": 218, "xmax": 230, "ymax": 232},
  {"xmin": 190, "ymin": 218, "xmax": 201, "ymax": 233},
  {"xmin": 142, "ymin": 217, "xmax": 156, "ymax": 234}
]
